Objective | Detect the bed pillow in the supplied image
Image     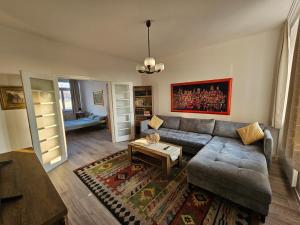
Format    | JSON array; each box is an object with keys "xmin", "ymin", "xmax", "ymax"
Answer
[
  {"xmin": 88, "ymin": 114, "xmax": 97, "ymax": 120},
  {"xmin": 93, "ymin": 115, "xmax": 101, "ymax": 121}
]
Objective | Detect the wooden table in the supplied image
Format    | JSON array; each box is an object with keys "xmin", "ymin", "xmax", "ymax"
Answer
[
  {"xmin": 128, "ymin": 140, "xmax": 182, "ymax": 177},
  {"xmin": 0, "ymin": 151, "xmax": 67, "ymax": 225}
]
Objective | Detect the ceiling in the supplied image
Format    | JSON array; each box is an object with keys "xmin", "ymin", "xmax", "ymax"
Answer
[{"xmin": 0, "ymin": 0, "xmax": 293, "ymax": 62}]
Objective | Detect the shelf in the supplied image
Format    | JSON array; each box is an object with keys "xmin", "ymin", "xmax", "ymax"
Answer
[
  {"xmin": 119, "ymin": 128, "xmax": 130, "ymax": 131},
  {"xmin": 117, "ymin": 99, "xmax": 130, "ymax": 101},
  {"xmin": 135, "ymin": 106, "xmax": 152, "ymax": 108},
  {"xmin": 118, "ymin": 120, "xmax": 130, "ymax": 123},
  {"xmin": 34, "ymin": 102, "xmax": 56, "ymax": 105},
  {"xmin": 36, "ymin": 113, "xmax": 56, "ymax": 118},
  {"xmin": 135, "ymin": 96, "xmax": 152, "ymax": 98},
  {"xmin": 42, "ymin": 145, "xmax": 60, "ymax": 154},
  {"xmin": 40, "ymin": 135, "xmax": 59, "ymax": 143},
  {"xmin": 118, "ymin": 113, "xmax": 131, "ymax": 116},
  {"xmin": 116, "ymin": 106, "xmax": 130, "ymax": 109},
  {"xmin": 32, "ymin": 89, "xmax": 55, "ymax": 93},
  {"xmin": 38, "ymin": 124, "xmax": 57, "ymax": 131}
]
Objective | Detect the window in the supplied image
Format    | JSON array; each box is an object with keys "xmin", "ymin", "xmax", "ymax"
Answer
[{"xmin": 58, "ymin": 80, "xmax": 73, "ymax": 111}]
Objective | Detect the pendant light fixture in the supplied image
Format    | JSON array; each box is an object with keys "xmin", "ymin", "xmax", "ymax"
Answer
[{"xmin": 136, "ymin": 20, "xmax": 165, "ymax": 74}]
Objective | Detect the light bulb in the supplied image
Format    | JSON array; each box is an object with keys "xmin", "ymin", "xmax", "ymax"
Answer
[
  {"xmin": 144, "ymin": 57, "xmax": 156, "ymax": 67},
  {"xmin": 155, "ymin": 63, "xmax": 165, "ymax": 72}
]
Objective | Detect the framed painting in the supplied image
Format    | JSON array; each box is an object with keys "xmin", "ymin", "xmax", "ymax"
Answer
[
  {"xmin": 0, "ymin": 86, "xmax": 26, "ymax": 110},
  {"xmin": 171, "ymin": 78, "xmax": 232, "ymax": 115},
  {"xmin": 93, "ymin": 90, "xmax": 104, "ymax": 105}
]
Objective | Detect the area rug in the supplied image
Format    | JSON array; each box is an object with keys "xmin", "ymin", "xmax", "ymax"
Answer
[{"xmin": 74, "ymin": 150, "xmax": 259, "ymax": 225}]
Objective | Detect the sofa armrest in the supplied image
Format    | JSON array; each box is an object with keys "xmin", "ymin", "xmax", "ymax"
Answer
[
  {"xmin": 140, "ymin": 120, "xmax": 150, "ymax": 134},
  {"xmin": 264, "ymin": 129, "xmax": 273, "ymax": 168}
]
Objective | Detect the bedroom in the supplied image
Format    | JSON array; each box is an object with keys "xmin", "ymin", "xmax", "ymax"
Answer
[{"xmin": 58, "ymin": 79, "xmax": 111, "ymax": 147}]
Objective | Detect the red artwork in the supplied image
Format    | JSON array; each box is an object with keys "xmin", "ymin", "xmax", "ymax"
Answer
[{"xmin": 171, "ymin": 78, "xmax": 232, "ymax": 115}]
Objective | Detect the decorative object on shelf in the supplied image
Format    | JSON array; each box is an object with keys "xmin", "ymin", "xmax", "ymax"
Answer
[
  {"xmin": 134, "ymin": 98, "xmax": 144, "ymax": 107},
  {"xmin": 171, "ymin": 78, "xmax": 232, "ymax": 115},
  {"xmin": 145, "ymin": 133, "xmax": 160, "ymax": 144},
  {"xmin": 0, "ymin": 86, "xmax": 26, "ymax": 110},
  {"xmin": 93, "ymin": 90, "xmax": 104, "ymax": 105},
  {"xmin": 136, "ymin": 20, "xmax": 165, "ymax": 74},
  {"xmin": 144, "ymin": 110, "xmax": 151, "ymax": 116}
]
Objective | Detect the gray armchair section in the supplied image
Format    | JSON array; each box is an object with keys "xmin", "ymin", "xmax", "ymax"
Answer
[
  {"xmin": 140, "ymin": 115, "xmax": 274, "ymax": 219},
  {"xmin": 140, "ymin": 119, "xmax": 150, "ymax": 134},
  {"xmin": 264, "ymin": 129, "xmax": 273, "ymax": 168}
]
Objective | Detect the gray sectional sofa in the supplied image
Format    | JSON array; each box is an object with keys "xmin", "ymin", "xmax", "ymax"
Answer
[{"xmin": 141, "ymin": 115, "xmax": 273, "ymax": 222}]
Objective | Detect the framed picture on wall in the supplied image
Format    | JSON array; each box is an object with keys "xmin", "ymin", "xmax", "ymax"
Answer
[
  {"xmin": 93, "ymin": 90, "xmax": 104, "ymax": 105},
  {"xmin": 171, "ymin": 78, "xmax": 232, "ymax": 115},
  {"xmin": 0, "ymin": 86, "xmax": 26, "ymax": 110}
]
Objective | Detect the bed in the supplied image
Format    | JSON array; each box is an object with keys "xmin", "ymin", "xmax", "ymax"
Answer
[{"xmin": 64, "ymin": 115, "xmax": 106, "ymax": 131}]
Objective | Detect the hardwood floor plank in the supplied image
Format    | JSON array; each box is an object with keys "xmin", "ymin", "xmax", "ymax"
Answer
[{"xmin": 48, "ymin": 129, "xmax": 300, "ymax": 225}]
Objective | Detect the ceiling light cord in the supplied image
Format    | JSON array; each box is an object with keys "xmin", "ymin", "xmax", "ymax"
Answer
[{"xmin": 147, "ymin": 23, "xmax": 151, "ymax": 57}]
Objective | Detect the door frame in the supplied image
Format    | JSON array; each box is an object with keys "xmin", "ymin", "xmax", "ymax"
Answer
[{"xmin": 56, "ymin": 74, "xmax": 116, "ymax": 142}]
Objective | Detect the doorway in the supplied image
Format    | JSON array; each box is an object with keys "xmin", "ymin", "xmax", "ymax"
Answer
[{"xmin": 58, "ymin": 78, "xmax": 112, "ymax": 156}]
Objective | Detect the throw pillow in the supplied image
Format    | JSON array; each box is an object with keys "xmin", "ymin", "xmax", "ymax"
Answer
[
  {"xmin": 237, "ymin": 122, "xmax": 264, "ymax": 145},
  {"xmin": 148, "ymin": 115, "xmax": 164, "ymax": 130}
]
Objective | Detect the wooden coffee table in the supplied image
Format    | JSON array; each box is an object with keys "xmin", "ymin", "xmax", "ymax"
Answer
[{"xmin": 128, "ymin": 139, "xmax": 182, "ymax": 177}]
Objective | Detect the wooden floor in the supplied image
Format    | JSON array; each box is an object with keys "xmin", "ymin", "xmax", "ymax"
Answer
[{"xmin": 49, "ymin": 129, "xmax": 300, "ymax": 225}]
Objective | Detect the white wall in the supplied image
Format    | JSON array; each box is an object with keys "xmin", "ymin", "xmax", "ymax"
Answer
[
  {"xmin": 79, "ymin": 80, "xmax": 108, "ymax": 116},
  {"xmin": 142, "ymin": 28, "xmax": 281, "ymax": 124},
  {"xmin": 0, "ymin": 25, "xmax": 141, "ymax": 152},
  {"xmin": 0, "ymin": 74, "xmax": 32, "ymax": 152}
]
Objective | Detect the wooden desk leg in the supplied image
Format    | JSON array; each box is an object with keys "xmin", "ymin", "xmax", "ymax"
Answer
[
  {"xmin": 162, "ymin": 157, "xmax": 171, "ymax": 177},
  {"xmin": 128, "ymin": 146, "xmax": 132, "ymax": 162}
]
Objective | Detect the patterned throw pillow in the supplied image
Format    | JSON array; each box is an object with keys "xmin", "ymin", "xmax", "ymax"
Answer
[
  {"xmin": 237, "ymin": 122, "xmax": 264, "ymax": 145},
  {"xmin": 148, "ymin": 115, "xmax": 164, "ymax": 130}
]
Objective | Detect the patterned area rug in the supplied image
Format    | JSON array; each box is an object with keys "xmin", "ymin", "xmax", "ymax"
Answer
[{"xmin": 74, "ymin": 150, "xmax": 259, "ymax": 225}]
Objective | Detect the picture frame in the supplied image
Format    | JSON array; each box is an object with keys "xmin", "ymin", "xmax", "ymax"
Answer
[
  {"xmin": 0, "ymin": 86, "xmax": 26, "ymax": 110},
  {"xmin": 171, "ymin": 78, "xmax": 232, "ymax": 115},
  {"xmin": 93, "ymin": 90, "xmax": 104, "ymax": 105}
]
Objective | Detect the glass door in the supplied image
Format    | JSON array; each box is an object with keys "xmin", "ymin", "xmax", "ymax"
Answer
[
  {"xmin": 111, "ymin": 82, "xmax": 135, "ymax": 142},
  {"xmin": 21, "ymin": 72, "xmax": 67, "ymax": 172}
]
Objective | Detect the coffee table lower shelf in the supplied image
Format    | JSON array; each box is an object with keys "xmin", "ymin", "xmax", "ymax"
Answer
[
  {"xmin": 128, "ymin": 143, "xmax": 182, "ymax": 177},
  {"xmin": 131, "ymin": 152, "xmax": 162, "ymax": 168}
]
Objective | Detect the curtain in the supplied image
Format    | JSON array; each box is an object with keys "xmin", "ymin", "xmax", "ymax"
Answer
[
  {"xmin": 272, "ymin": 22, "xmax": 289, "ymax": 130},
  {"xmin": 69, "ymin": 79, "xmax": 81, "ymax": 113},
  {"xmin": 282, "ymin": 21, "xmax": 300, "ymax": 171}
]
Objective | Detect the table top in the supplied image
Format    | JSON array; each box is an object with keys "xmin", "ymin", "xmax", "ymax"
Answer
[
  {"xmin": 0, "ymin": 151, "xmax": 67, "ymax": 225},
  {"xmin": 129, "ymin": 138, "xmax": 182, "ymax": 160}
]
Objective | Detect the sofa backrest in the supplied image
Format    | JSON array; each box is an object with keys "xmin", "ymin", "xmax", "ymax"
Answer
[
  {"xmin": 180, "ymin": 118, "xmax": 215, "ymax": 135},
  {"xmin": 213, "ymin": 120, "xmax": 265, "ymax": 139},
  {"xmin": 157, "ymin": 115, "xmax": 181, "ymax": 130}
]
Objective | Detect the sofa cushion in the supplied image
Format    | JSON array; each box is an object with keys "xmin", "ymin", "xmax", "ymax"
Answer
[
  {"xmin": 187, "ymin": 136, "xmax": 271, "ymax": 205},
  {"xmin": 142, "ymin": 128, "xmax": 212, "ymax": 149},
  {"xmin": 180, "ymin": 118, "xmax": 215, "ymax": 135},
  {"xmin": 148, "ymin": 115, "xmax": 164, "ymax": 130},
  {"xmin": 157, "ymin": 115, "xmax": 181, "ymax": 130},
  {"xmin": 213, "ymin": 120, "xmax": 265, "ymax": 139},
  {"xmin": 237, "ymin": 122, "xmax": 264, "ymax": 145}
]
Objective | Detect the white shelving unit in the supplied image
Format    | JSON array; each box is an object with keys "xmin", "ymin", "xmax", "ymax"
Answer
[
  {"xmin": 111, "ymin": 82, "xmax": 135, "ymax": 142},
  {"xmin": 22, "ymin": 73, "xmax": 67, "ymax": 172}
]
